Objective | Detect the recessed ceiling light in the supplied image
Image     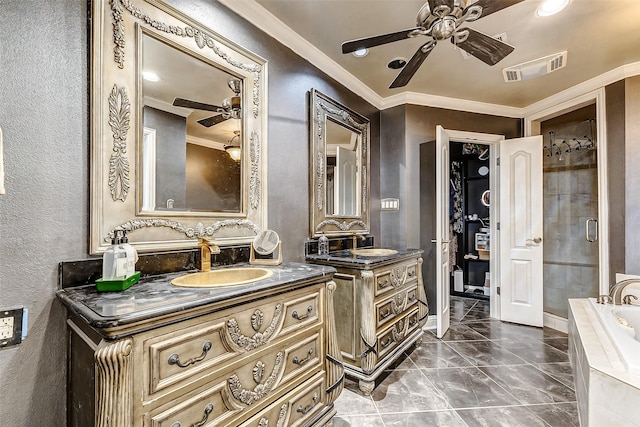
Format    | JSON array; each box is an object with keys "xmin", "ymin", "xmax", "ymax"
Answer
[
  {"xmin": 352, "ymin": 48, "xmax": 368, "ymax": 58},
  {"xmin": 536, "ymin": 0, "xmax": 570, "ymax": 17},
  {"xmin": 142, "ymin": 71, "xmax": 161, "ymax": 82},
  {"xmin": 387, "ymin": 57, "xmax": 407, "ymax": 70}
]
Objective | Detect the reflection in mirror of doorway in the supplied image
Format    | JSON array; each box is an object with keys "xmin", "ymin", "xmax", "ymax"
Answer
[{"xmin": 449, "ymin": 142, "xmax": 491, "ymax": 301}]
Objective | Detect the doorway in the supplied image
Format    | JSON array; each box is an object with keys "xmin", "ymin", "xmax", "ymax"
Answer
[{"xmin": 449, "ymin": 142, "xmax": 492, "ymax": 301}]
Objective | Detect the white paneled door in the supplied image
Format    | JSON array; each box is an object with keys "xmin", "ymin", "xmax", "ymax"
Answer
[
  {"xmin": 435, "ymin": 126, "xmax": 451, "ymax": 338},
  {"xmin": 499, "ymin": 136, "xmax": 544, "ymax": 327}
]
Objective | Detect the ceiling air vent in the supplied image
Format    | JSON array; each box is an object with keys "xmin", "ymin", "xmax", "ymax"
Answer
[{"xmin": 502, "ymin": 51, "xmax": 567, "ymax": 82}]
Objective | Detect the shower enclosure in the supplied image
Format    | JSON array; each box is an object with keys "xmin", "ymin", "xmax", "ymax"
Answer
[{"xmin": 541, "ymin": 104, "xmax": 599, "ymax": 318}]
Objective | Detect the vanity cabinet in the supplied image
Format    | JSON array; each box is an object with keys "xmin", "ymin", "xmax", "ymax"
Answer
[
  {"xmin": 59, "ymin": 264, "xmax": 343, "ymax": 427},
  {"xmin": 306, "ymin": 250, "xmax": 427, "ymax": 395}
]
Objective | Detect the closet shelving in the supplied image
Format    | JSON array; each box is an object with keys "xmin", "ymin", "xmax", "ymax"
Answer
[{"xmin": 450, "ymin": 143, "xmax": 490, "ymax": 300}]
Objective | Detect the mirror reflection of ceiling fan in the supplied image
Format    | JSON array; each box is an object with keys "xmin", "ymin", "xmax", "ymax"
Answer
[
  {"xmin": 172, "ymin": 78, "xmax": 242, "ymax": 127},
  {"xmin": 341, "ymin": 0, "xmax": 523, "ymax": 88}
]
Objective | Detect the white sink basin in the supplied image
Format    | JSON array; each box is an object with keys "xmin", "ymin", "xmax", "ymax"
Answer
[
  {"xmin": 350, "ymin": 248, "xmax": 398, "ymax": 257},
  {"xmin": 171, "ymin": 268, "xmax": 273, "ymax": 287}
]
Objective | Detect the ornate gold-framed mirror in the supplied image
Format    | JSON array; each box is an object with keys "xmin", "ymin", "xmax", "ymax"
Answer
[
  {"xmin": 90, "ymin": 0, "xmax": 268, "ymax": 254},
  {"xmin": 309, "ymin": 89, "xmax": 370, "ymax": 237}
]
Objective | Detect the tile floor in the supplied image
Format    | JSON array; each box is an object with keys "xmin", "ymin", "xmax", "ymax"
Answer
[{"xmin": 333, "ymin": 296, "xmax": 579, "ymax": 427}]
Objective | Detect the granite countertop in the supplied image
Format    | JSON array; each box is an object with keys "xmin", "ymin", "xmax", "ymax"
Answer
[
  {"xmin": 305, "ymin": 248, "xmax": 423, "ymax": 268},
  {"xmin": 56, "ymin": 262, "xmax": 335, "ymax": 331}
]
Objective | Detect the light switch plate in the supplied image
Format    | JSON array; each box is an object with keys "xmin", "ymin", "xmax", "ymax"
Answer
[{"xmin": 0, "ymin": 308, "xmax": 24, "ymax": 348}]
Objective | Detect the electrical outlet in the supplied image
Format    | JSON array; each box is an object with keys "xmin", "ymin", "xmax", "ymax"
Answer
[{"xmin": 0, "ymin": 308, "xmax": 24, "ymax": 348}]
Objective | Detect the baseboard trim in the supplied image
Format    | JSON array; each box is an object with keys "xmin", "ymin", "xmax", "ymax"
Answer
[
  {"xmin": 543, "ymin": 312, "xmax": 568, "ymax": 333},
  {"xmin": 424, "ymin": 315, "xmax": 436, "ymax": 331}
]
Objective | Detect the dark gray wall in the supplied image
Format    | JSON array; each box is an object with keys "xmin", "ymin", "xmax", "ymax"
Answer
[
  {"xmin": 605, "ymin": 81, "xmax": 625, "ymax": 284},
  {"xmin": 624, "ymin": 76, "xmax": 640, "ymax": 274},
  {"xmin": 185, "ymin": 144, "xmax": 241, "ymax": 211},
  {"xmin": 0, "ymin": 0, "xmax": 380, "ymax": 423}
]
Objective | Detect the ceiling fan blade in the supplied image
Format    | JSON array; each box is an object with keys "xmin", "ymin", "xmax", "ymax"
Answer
[
  {"xmin": 172, "ymin": 98, "xmax": 223, "ymax": 112},
  {"xmin": 342, "ymin": 28, "xmax": 421, "ymax": 54},
  {"xmin": 389, "ymin": 42, "xmax": 436, "ymax": 89},
  {"xmin": 453, "ymin": 28, "xmax": 514, "ymax": 66},
  {"xmin": 464, "ymin": 0, "xmax": 523, "ymax": 19},
  {"xmin": 427, "ymin": 0, "xmax": 454, "ymax": 17},
  {"xmin": 197, "ymin": 114, "xmax": 229, "ymax": 128}
]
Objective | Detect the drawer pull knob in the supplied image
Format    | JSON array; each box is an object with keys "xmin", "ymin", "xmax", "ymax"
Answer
[
  {"xmin": 170, "ymin": 403, "xmax": 213, "ymax": 427},
  {"xmin": 408, "ymin": 293, "xmax": 416, "ymax": 301},
  {"xmin": 379, "ymin": 308, "xmax": 392, "ymax": 319},
  {"xmin": 381, "ymin": 337, "xmax": 394, "ymax": 349},
  {"xmin": 379, "ymin": 279, "xmax": 390, "ymax": 288},
  {"xmin": 296, "ymin": 393, "xmax": 318, "ymax": 415},
  {"xmin": 409, "ymin": 317, "xmax": 418, "ymax": 327},
  {"xmin": 292, "ymin": 305, "xmax": 313, "ymax": 321},
  {"xmin": 168, "ymin": 341, "xmax": 212, "ymax": 368},
  {"xmin": 293, "ymin": 347, "xmax": 314, "ymax": 365}
]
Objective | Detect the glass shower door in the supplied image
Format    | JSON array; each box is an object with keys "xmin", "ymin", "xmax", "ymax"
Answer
[{"xmin": 542, "ymin": 113, "xmax": 599, "ymax": 319}]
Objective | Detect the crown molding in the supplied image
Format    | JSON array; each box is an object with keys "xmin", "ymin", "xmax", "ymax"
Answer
[
  {"xmin": 217, "ymin": 0, "xmax": 384, "ymax": 109},
  {"xmin": 523, "ymin": 62, "xmax": 640, "ymax": 118},
  {"xmin": 381, "ymin": 91, "xmax": 524, "ymax": 118},
  {"xmin": 219, "ymin": 0, "xmax": 640, "ymax": 119}
]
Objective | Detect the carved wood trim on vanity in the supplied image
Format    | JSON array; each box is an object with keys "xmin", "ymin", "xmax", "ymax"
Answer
[
  {"xmin": 225, "ymin": 304, "xmax": 283, "ymax": 351},
  {"xmin": 95, "ymin": 339, "xmax": 134, "ymax": 426},
  {"xmin": 325, "ymin": 280, "xmax": 345, "ymax": 405},
  {"xmin": 358, "ymin": 271, "xmax": 376, "ymax": 380}
]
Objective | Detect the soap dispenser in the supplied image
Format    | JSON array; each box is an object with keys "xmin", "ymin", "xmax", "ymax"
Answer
[
  {"xmin": 318, "ymin": 232, "xmax": 329, "ymax": 256},
  {"xmin": 97, "ymin": 228, "xmax": 140, "ymax": 292},
  {"xmin": 119, "ymin": 229, "xmax": 138, "ymax": 278},
  {"xmin": 102, "ymin": 229, "xmax": 127, "ymax": 281}
]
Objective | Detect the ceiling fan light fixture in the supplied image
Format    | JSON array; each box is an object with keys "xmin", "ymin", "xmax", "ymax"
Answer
[
  {"xmin": 352, "ymin": 48, "xmax": 369, "ymax": 57},
  {"xmin": 225, "ymin": 130, "xmax": 241, "ymax": 162},
  {"xmin": 536, "ymin": 0, "xmax": 570, "ymax": 17}
]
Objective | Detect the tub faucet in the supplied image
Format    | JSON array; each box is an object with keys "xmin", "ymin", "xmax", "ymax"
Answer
[
  {"xmin": 608, "ymin": 278, "xmax": 640, "ymax": 305},
  {"xmin": 198, "ymin": 238, "xmax": 221, "ymax": 272}
]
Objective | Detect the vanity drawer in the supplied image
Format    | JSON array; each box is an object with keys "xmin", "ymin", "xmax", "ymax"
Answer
[
  {"xmin": 374, "ymin": 261, "xmax": 418, "ymax": 296},
  {"xmin": 225, "ymin": 333, "xmax": 323, "ymax": 409},
  {"xmin": 376, "ymin": 307, "xmax": 419, "ymax": 359},
  {"xmin": 375, "ymin": 285, "xmax": 418, "ymax": 329},
  {"xmin": 240, "ymin": 373, "xmax": 327, "ymax": 427},
  {"xmin": 280, "ymin": 290, "xmax": 322, "ymax": 335},
  {"xmin": 143, "ymin": 286, "xmax": 323, "ymax": 400},
  {"xmin": 146, "ymin": 379, "xmax": 239, "ymax": 427}
]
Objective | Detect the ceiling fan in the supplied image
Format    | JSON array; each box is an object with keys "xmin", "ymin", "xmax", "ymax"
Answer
[
  {"xmin": 341, "ymin": 0, "xmax": 523, "ymax": 88},
  {"xmin": 172, "ymin": 78, "xmax": 242, "ymax": 127}
]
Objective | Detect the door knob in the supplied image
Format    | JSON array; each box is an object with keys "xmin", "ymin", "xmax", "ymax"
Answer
[{"xmin": 526, "ymin": 237, "xmax": 542, "ymax": 244}]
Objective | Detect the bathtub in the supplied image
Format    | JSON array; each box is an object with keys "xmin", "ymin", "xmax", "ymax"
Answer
[{"xmin": 588, "ymin": 298, "xmax": 640, "ymax": 375}]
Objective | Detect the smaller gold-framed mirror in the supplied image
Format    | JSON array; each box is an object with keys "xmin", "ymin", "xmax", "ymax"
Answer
[{"xmin": 309, "ymin": 89, "xmax": 370, "ymax": 237}]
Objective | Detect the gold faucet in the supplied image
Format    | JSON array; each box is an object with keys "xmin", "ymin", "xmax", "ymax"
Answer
[
  {"xmin": 198, "ymin": 238, "xmax": 221, "ymax": 272},
  {"xmin": 350, "ymin": 232, "xmax": 366, "ymax": 250}
]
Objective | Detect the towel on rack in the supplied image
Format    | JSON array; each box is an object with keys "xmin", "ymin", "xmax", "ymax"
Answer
[{"xmin": 0, "ymin": 126, "xmax": 4, "ymax": 195}]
